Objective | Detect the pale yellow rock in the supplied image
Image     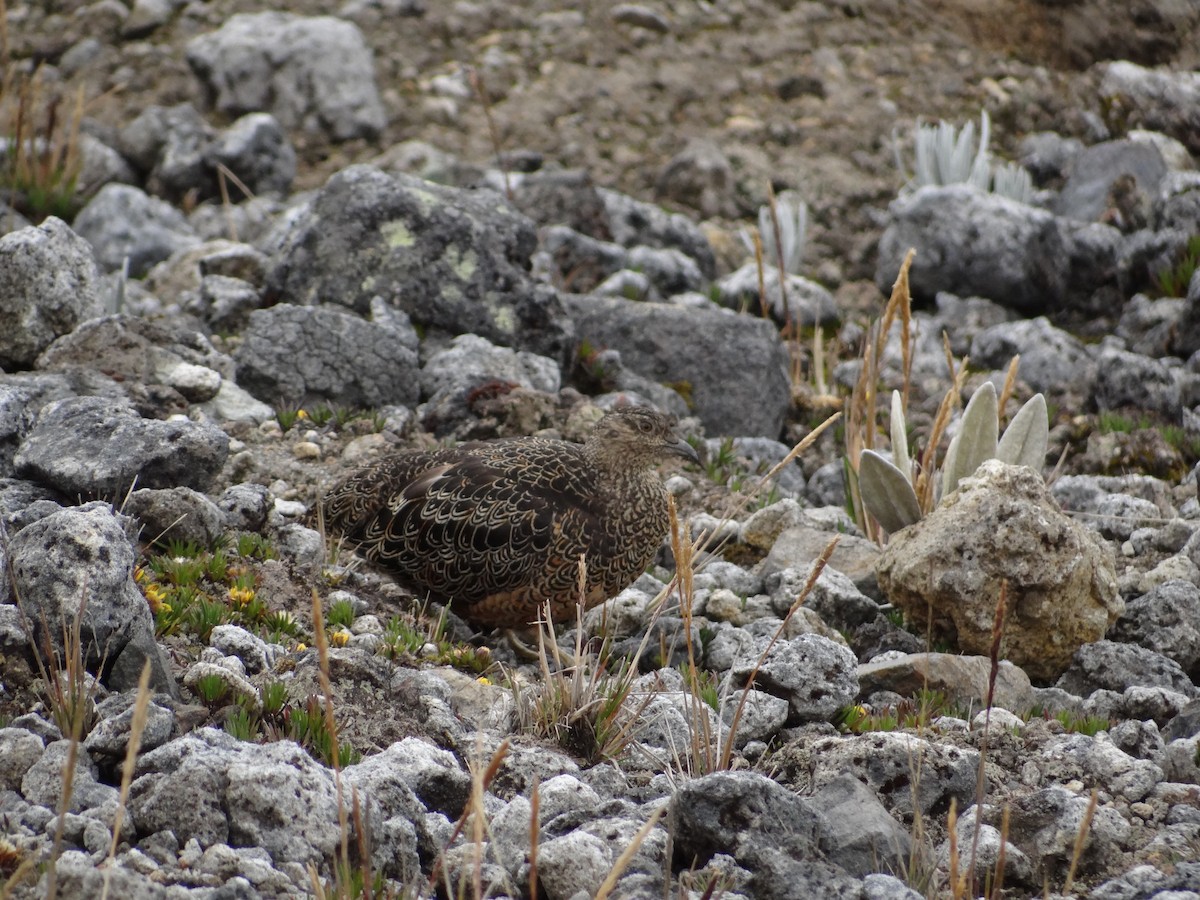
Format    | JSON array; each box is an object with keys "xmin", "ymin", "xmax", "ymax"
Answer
[{"xmin": 875, "ymin": 460, "xmax": 1122, "ymax": 681}]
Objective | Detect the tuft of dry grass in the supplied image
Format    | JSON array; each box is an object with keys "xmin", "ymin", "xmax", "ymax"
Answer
[{"xmin": 1, "ymin": 63, "xmax": 85, "ymax": 222}]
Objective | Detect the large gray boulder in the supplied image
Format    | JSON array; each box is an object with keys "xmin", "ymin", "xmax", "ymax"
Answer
[
  {"xmin": 14, "ymin": 395, "xmax": 229, "ymax": 496},
  {"xmin": 875, "ymin": 184, "xmax": 1123, "ymax": 318},
  {"xmin": 265, "ymin": 166, "xmax": 574, "ymax": 366},
  {"xmin": 563, "ymin": 295, "xmax": 790, "ymax": 438},
  {"xmin": 186, "ymin": 12, "xmax": 386, "ymax": 141},
  {"xmin": 0, "ymin": 219, "xmax": 101, "ymax": 370},
  {"xmin": 234, "ymin": 303, "xmax": 420, "ymax": 408}
]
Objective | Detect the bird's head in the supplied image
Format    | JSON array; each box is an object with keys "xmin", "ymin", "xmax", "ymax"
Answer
[{"xmin": 587, "ymin": 405, "xmax": 699, "ymax": 471}]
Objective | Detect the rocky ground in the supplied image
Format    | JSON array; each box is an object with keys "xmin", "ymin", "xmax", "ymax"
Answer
[{"xmin": 2, "ymin": 0, "xmax": 1200, "ymax": 898}]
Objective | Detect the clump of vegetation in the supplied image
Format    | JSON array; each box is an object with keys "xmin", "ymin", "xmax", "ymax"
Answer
[
  {"xmin": 375, "ymin": 606, "xmax": 494, "ymax": 675},
  {"xmin": 836, "ymin": 689, "xmax": 967, "ymax": 734},
  {"xmin": 1, "ymin": 64, "xmax": 85, "ymax": 221},
  {"xmin": 1152, "ymin": 233, "xmax": 1200, "ymax": 298},
  {"xmin": 275, "ymin": 403, "xmax": 386, "ymax": 434},
  {"xmin": 137, "ymin": 536, "xmax": 299, "ymax": 644},
  {"xmin": 739, "ymin": 188, "xmax": 808, "ymax": 276}
]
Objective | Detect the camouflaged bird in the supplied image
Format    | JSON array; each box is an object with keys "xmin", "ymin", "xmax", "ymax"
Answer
[{"xmin": 319, "ymin": 406, "xmax": 699, "ymax": 628}]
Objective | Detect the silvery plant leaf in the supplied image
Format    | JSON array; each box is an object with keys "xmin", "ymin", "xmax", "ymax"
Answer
[
  {"xmin": 941, "ymin": 381, "xmax": 999, "ymax": 497},
  {"xmin": 889, "ymin": 390, "xmax": 912, "ymax": 487},
  {"xmin": 859, "ymin": 449, "xmax": 922, "ymax": 534},
  {"xmin": 996, "ymin": 392, "xmax": 1048, "ymax": 472}
]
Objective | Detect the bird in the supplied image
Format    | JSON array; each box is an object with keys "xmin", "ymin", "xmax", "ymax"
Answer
[{"xmin": 319, "ymin": 405, "xmax": 699, "ymax": 629}]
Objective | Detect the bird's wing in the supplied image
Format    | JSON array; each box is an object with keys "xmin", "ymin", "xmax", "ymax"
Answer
[{"xmin": 354, "ymin": 446, "xmax": 603, "ymax": 603}]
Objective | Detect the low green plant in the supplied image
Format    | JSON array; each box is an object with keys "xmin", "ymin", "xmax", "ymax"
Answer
[
  {"xmin": 1153, "ymin": 234, "xmax": 1200, "ymax": 298},
  {"xmin": 288, "ymin": 696, "xmax": 361, "ymax": 767},
  {"xmin": 326, "ymin": 598, "xmax": 355, "ymax": 630},
  {"xmin": 836, "ymin": 689, "xmax": 965, "ymax": 734},
  {"xmin": 194, "ymin": 673, "xmax": 230, "ymax": 706}
]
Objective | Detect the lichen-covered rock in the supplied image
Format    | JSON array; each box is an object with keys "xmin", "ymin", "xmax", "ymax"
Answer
[
  {"xmin": 876, "ymin": 460, "xmax": 1123, "ymax": 681},
  {"xmin": 0, "ymin": 218, "xmax": 101, "ymax": 370},
  {"xmin": 264, "ymin": 165, "xmax": 573, "ymax": 366}
]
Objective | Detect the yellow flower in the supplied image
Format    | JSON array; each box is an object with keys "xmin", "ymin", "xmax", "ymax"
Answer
[
  {"xmin": 297, "ymin": 409, "xmax": 310, "ymax": 420},
  {"xmin": 295, "ymin": 643, "xmax": 307, "ymax": 652},
  {"xmin": 143, "ymin": 583, "xmax": 169, "ymax": 613},
  {"xmin": 228, "ymin": 586, "xmax": 256, "ymax": 606},
  {"xmin": 476, "ymin": 676, "xmax": 492, "ymax": 686},
  {"xmin": 330, "ymin": 631, "xmax": 350, "ymax": 647}
]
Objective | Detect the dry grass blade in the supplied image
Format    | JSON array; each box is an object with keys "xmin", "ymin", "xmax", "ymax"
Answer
[
  {"xmin": 424, "ymin": 739, "xmax": 510, "ymax": 896},
  {"xmin": 593, "ymin": 805, "xmax": 666, "ymax": 900},
  {"xmin": 529, "ymin": 780, "xmax": 540, "ymax": 900},
  {"xmin": 100, "ymin": 660, "xmax": 153, "ymax": 900},
  {"xmin": 947, "ymin": 798, "xmax": 961, "ymax": 900},
  {"xmin": 718, "ymin": 535, "xmax": 838, "ymax": 770},
  {"xmin": 469, "ymin": 66, "xmax": 511, "ymax": 202},
  {"xmin": 997, "ymin": 355, "xmax": 1020, "ymax": 426},
  {"xmin": 1062, "ymin": 788, "xmax": 1098, "ymax": 894}
]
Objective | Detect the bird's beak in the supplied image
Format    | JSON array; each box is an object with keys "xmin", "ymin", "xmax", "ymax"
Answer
[{"xmin": 666, "ymin": 435, "xmax": 701, "ymax": 465}]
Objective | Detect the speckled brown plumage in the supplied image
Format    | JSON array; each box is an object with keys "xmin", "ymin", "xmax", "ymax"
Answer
[{"xmin": 320, "ymin": 406, "xmax": 699, "ymax": 628}]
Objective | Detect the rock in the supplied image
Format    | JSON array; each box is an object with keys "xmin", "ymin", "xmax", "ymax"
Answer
[
  {"xmin": 765, "ymin": 560, "xmax": 882, "ymax": 631},
  {"xmin": 1056, "ymin": 640, "xmax": 1199, "ymax": 699},
  {"xmin": 14, "ymin": 396, "xmax": 229, "ymax": 496},
  {"xmin": 418, "ymin": 332, "xmax": 560, "ymax": 411},
  {"xmin": 655, "ymin": 138, "xmax": 738, "ymax": 219},
  {"xmin": 1006, "ymin": 785, "xmax": 1131, "ymax": 884},
  {"xmin": 22, "ymin": 740, "xmax": 119, "ymax": 813},
  {"xmin": 0, "ymin": 218, "xmax": 101, "ymax": 370},
  {"xmin": 857, "ymin": 653, "xmax": 1035, "ymax": 714},
  {"xmin": 233, "ymin": 303, "xmax": 419, "ymax": 408},
  {"xmin": 1109, "ymin": 580, "xmax": 1200, "ymax": 674},
  {"xmin": 1053, "ymin": 139, "xmax": 1167, "ymax": 225},
  {"xmin": 598, "ymin": 186, "xmax": 716, "ymax": 278},
  {"xmin": 85, "ymin": 691, "xmax": 175, "ymax": 757},
  {"xmin": 209, "ymin": 624, "xmax": 277, "ymax": 676},
  {"xmin": 876, "ymin": 461, "xmax": 1123, "ymax": 681},
  {"xmin": 266, "ymin": 166, "xmax": 573, "ymax": 366},
  {"xmin": 9, "ymin": 502, "xmax": 151, "ymax": 669},
  {"xmin": 207, "ymin": 112, "xmax": 296, "ymax": 198},
  {"xmin": 1040, "ymin": 733, "xmax": 1163, "ymax": 802},
  {"xmin": 116, "ymin": 103, "xmax": 216, "ymax": 201},
  {"xmin": 536, "ymin": 831, "xmax": 612, "ymax": 898},
  {"xmin": 37, "ymin": 314, "xmax": 233, "ymax": 410},
  {"xmin": 72, "ymin": 183, "xmax": 201, "ymax": 276},
  {"xmin": 186, "ymin": 12, "xmax": 386, "ymax": 141},
  {"xmin": 217, "ymin": 482, "xmax": 272, "ymax": 532},
  {"xmin": 123, "ymin": 486, "xmax": 226, "ymax": 548},
  {"xmin": 1098, "ymin": 61, "xmax": 1200, "ymax": 155},
  {"xmin": 508, "ymin": 168, "xmax": 612, "ymax": 239},
  {"xmin": 762, "ymin": 524, "xmax": 881, "ymax": 599},
  {"xmin": 875, "ymin": 184, "xmax": 1123, "ymax": 318},
  {"xmin": 969, "ymin": 317, "xmax": 1096, "ymax": 397},
  {"xmin": 1092, "ymin": 342, "xmax": 1183, "ymax": 419},
  {"xmin": 725, "ymin": 633, "xmax": 858, "ymax": 722},
  {"xmin": 807, "ymin": 732, "xmax": 979, "ymax": 819},
  {"xmin": 0, "ymin": 728, "xmax": 46, "ymax": 792},
  {"xmin": 670, "ymin": 771, "xmax": 822, "ymax": 866},
  {"xmin": 563, "ymin": 294, "xmax": 790, "ymax": 438},
  {"xmin": 364, "ymin": 737, "xmax": 470, "ymax": 818},
  {"xmin": 717, "ymin": 264, "xmax": 840, "ymax": 327},
  {"xmin": 812, "ymin": 773, "xmax": 911, "ymax": 878}
]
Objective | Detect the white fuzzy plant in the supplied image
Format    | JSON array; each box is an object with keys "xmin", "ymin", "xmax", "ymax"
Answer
[
  {"xmin": 903, "ymin": 109, "xmax": 1034, "ymax": 205},
  {"xmin": 858, "ymin": 382, "xmax": 1049, "ymax": 534},
  {"xmin": 739, "ymin": 189, "xmax": 808, "ymax": 276}
]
